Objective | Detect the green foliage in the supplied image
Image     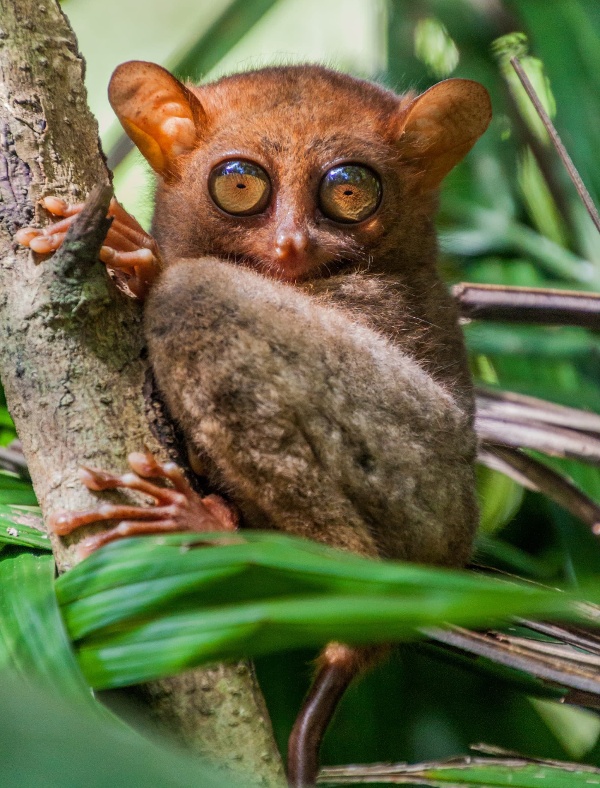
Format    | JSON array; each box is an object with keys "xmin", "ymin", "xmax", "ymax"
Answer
[
  {"xmin": 0, "ymin": 552, "xmax": 96, "ymax": 703},
  {"xmin": 0, "ymin": 668, "xmax": 234, "ymax": 787},
  {"xmin": 3, "ymin": 0, "xmax": 600, "ymax": 784},
  {"xmin": 50, "ymin": 532, "xmax": 598, "ymax": 690}
]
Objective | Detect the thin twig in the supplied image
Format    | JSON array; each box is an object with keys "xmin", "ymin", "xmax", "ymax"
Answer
[
  {"xmin": 0, "ymin": 446, "xmax": 30, "ymax": 481},
  {"xmin": 511, "ymin": 55, "xmax": 600, "ymax": 235},
  {"xmin": 477, "ymin": 418, "xmax": 600, "ymax": 465},
  {"xmin": 478, "ymin": 444, "xmax": 600, "ymax": 534},
  {"xmin": 515, "ymin": 619, "xmax": 600, "ymax": 657},
  {"xmin": 454, "ymin": 282, "xmax": 600, "ymax": 328},
  {"xmin": 505, "ymin": 88, "xmax": 575, "ymax": 236},
  {"xmin": 476, "ymin": 387, "xmax": 600, "ymax": 435},
  {"xmin": 319, "ymin": 747, "xmax": 600, "ymax": 783},
  {"xmin": 423, "ymin": 626, "xmax": 600, "ymax": 702}
]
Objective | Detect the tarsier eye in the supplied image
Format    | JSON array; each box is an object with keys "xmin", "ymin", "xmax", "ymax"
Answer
[
  {"xmin": 319, "ymin": 164, "xmax": 382, "ymax": 223},
  {"xmin": 209, "ymin": 160, "xmax": 271, "ymax": 216}
]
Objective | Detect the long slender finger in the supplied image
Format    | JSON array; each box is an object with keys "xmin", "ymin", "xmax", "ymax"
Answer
[
  {"xmin": 117, "ymin": 223, "xmax": 158, "ymax": 251},
  {"xmin": 103, "ymin": 225, "xmax": 140, "ymax": 252},
  {"xmin": 15, "ymin": 227, "xmax": 42, "ymax": 246},
  {"xmin": 49, "ymin": 503, "xmax": 175, "ymax": 535},
  {"xmin": 110, "ymin": 215, "xmax": 155, "ymax": 249},
  {"xmin": 40, "ymin": 196, "xmax": 84, "ymax": 217},
  {"xmin": 79, "ymin": 466, "xmax": 179, "ymax": 505},
  {"xmin": 201, "ymin": 495, "xmax": 239, "ymax": 532},
  {"xmin": 29, "ymin": 233, "xmax": 67, "ymax": 254},
  {"xmin": 77, "ymin": 519, "xmax": 180, "ymax": 557},
  {"xmin": 41, "ymin": 197, "xmax": 150, "ymax": 250},
  {"xmin": 128, "ymin": 451, "xmax": 194, "ymax": 495},
  {"xmin": 109, "ymin": 199, "xmax": 145, "ymax": 230},
  {"xmin": 40, "ymin": 207, "xmax": 144, "ymax": 252},
  {"xmin": 22, "ymin": 215, "xmax": 140, "ymax": 253},
  {"xmin": 100, "ymin": 247, "xmax": 156, "ymax": 270},
  {"xmin": 35, "ymin": 214, "xmax": 78, "ymax": 236}
]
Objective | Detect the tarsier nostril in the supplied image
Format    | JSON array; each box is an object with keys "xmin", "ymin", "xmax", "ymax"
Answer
[{"xmin": 275, "ymin": 231, "xmax": 308, "ymax": 259}]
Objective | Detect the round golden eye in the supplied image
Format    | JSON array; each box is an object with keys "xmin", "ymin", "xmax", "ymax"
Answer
[
  {"xmin": 319, "ymin": 164, "xmax": 381, "ymax": 223},
  {"xmin": 209, "ymin": 160, "xmax": 271, "ymax": 216}
]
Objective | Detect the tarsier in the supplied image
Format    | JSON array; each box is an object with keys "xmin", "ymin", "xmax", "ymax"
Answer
[{"xmin": 17, "ymin": 62, "xmax": 491, "ymax": 786}]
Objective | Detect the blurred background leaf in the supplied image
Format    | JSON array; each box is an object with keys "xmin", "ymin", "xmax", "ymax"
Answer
[{"xmin": 0, "ymin": 666, "xmax": 236, "ymax": 787}]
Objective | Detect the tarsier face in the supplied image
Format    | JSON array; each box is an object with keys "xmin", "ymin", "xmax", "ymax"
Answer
[{"xmin": 109, "ymin": 62, "xmax": 491, "ymax": 281}]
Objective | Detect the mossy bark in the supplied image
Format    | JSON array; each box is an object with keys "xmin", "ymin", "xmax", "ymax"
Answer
[{"xmin": 0, "ymin": 1, "xmax": 284, "ymax": 783}]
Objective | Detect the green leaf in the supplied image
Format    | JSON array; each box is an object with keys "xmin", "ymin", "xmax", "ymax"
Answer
[
  {"xmin": 0, "ymin": 669, "xmax": 235, "ymax": 788},
  {"xmin": 0, "ymin": 471, "xmax": 38, "ymax": 506},
  {"xmin": 464, "ymin": 323, "xmax": 600, "ymax": 360},
  {"xmin": 54, "ymin": 533, "xmax": 600, "ymax": 690},
  {"xmin": 476, "ymin": 465, "xmax": 525, "ymax": 535},
  {"xmin": 414, "ymin": 17, "xmax": 459, "ymax": 79},
  {"xmin": 0, "ymin": 504, "xmax": 49, "ymax": 550},
  {"xmin": 0, "ymin": 552, "xmax": 100, "ymax": 713},
  {"xmin": 440, "ymin": 203, "xmax": 599, "ymax": 287}
]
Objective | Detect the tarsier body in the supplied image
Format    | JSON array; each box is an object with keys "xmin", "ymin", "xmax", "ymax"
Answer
[{"xmin": 18, "ymin": 62, "xmax": 491, "ymax": 786}]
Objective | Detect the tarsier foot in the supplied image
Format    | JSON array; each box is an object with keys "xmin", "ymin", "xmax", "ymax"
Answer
[
  {"xmin": 15, "ymin": 196, "xmax": 161, "ymax": 298},
  {"xmin": 49, "ymin": 451, "xmax": 237, "ymax": 557}
]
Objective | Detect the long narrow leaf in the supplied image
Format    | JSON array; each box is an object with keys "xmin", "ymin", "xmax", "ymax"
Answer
[
  {"xmin": 0, "ymin": 552, "xmax": 102, "ymax": 714},
  {"xmin": 0, "ymin": 504, "xmax": 49, "ymax": 550},
  {"xmin": 55, "ymin": 533, "xmax": 600, "ymax": 691}
]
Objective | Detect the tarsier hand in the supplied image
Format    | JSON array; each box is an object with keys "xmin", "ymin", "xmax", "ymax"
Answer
[
  {"xmin": 49, "ymin": 451, "xmax": 237, "ymax": 558},
  {"xmin": 17, "ymin": 202, "xmax": 235, "ymax": 555},
  {"xmin": 15, "ymin": 196, "xmax": 161, "ymax": 298}
]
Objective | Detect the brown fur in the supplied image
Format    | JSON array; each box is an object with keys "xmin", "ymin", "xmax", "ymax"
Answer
[
  {"xmin": 109, "ymin": 63, "xmax": 493, "ymax": 566},
  {"xmin": 104, "ymin": 62, "xmax": 492, "ymax": 784}
]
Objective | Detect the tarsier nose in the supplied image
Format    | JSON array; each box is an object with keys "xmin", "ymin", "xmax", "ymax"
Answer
[{"xmin": 275, "ymin": 230, "xmax": 309, "ymax": 261}]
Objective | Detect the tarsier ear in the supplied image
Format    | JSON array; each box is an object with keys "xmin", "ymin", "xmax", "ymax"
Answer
[
  {"xmin": 109, "ymin": 61, "xmax": 206, "ymax": 178},
  {"xmin": 397, "ymin": 79, "xmax": 491, "ymax": 189}
]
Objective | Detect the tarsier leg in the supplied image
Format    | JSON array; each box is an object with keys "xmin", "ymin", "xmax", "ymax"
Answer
[
  {"xmin": 287, "ymin": 644, "xmax": 374, "ymax": 787},
  {"xmin": 49, "ymin": 451, "xmax": 237, "ymax": 557},
  {"xmin": 15, "ymin": 196, "xmax": 161, "ymax": 298}
]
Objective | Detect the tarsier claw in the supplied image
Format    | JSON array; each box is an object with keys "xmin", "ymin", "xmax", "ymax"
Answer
[
  {"xmin": 40, "ymin": 196, "xmax": 74, "ymax": 215},
  {"xmin": 14, "ymin": 227, "xmax": 42, "ymax": 246},
  {"xmin": 49, "ymin": 451, "xmax": 238, "ymax": 557},
  {"xmin": 15, "ymin": 195, "xmax": 162, "ymax": 299}
]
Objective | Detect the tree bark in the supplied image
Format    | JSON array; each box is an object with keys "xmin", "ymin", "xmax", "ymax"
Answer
[{"xmin": 0, "ymin": 1, "xmax": 284, "ymax": 784}]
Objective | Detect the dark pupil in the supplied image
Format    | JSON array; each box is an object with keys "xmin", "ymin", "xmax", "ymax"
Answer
[
  {"xmin": 320, "ymin": 164, "xmax": 381, "ymax": 223},
  {"xmin": 209, "ymin": 159, "xmax": 271, "ymax": 216}
]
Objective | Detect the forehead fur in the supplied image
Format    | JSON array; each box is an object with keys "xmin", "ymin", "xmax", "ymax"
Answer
[{"xmin": 188, "ymin": 65, "xmax": 410, "ymax": 146}]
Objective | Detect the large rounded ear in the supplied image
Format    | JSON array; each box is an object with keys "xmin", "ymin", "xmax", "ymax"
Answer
[
  {"xmin": 398, "ymin": 79, "xmax": 491, "ymax": 189},
  {"xmin": 109, "ymin": 61, "xmax": 206, "ymax": 178}
]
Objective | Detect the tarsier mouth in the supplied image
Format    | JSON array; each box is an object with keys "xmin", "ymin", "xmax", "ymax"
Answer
[{"xmin": 237, "ymin": 252, "xmax": 358, "ymax": 283}]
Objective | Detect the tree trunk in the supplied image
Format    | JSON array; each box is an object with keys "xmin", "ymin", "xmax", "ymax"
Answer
[{"xmin": 0, "ymin": 0, "xmax": 284, "ymax": 784}]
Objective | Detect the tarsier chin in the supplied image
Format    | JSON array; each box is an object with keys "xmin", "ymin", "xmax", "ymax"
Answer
[{"xmin": 17, "ymin": 61, "xmax": 491, "ymax": 787}]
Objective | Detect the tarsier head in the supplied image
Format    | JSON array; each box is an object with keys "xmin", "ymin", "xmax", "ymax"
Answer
[{"xmin": 109, "ymin": 61, "xmax": 491, "ymax": 281}]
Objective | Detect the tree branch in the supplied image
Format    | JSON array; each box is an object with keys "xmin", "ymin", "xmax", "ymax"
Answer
[
  {"xmin": 453, "ymin": 282, "xmax": 600, "ymax": 329},
  {"xmin": 510, "ymin": 55, "xmax": 600, "ymax": 236},
  {"xmin": 0, "ymin": 0, "xmax": 283, "ymax": 782},
  {"xmin": 478, "ymin": 445, "xmax": 600, "ymax": 534}
]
